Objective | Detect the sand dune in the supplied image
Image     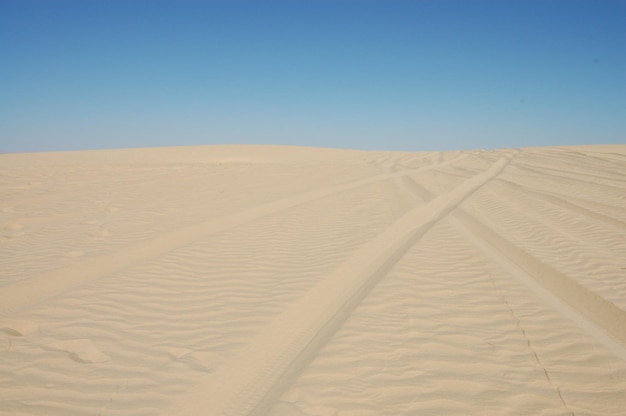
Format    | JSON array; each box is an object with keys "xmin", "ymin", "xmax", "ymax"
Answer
[{"xmin": 1, "ymin": 144, "xmax": 625, "ymax": 415}]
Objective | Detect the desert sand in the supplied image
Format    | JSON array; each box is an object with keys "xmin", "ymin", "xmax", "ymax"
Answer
[{"xmin": 1, "ymin": 144, "xmax": 625, "ymax": 415}]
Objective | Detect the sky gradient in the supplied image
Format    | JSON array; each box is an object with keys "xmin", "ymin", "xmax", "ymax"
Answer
[{"xmin": 1, "ymin": 0, "xmax": 625, "ymax": 153}]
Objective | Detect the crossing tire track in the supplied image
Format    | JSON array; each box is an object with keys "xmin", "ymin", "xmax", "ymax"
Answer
[
  {"xmin": 0, "ymin": 156, "xmax": 468, "ymax": 317},
  {"xmin": 396, "ymin": 159, "xmax": 626, "ymax": 360},
  {"xmin": 167, "ymin": 156, "xmax": 512, "ymax": 416}
]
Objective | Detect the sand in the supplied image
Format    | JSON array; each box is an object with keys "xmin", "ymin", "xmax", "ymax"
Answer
[{"xmin": 0, "ymin": 144, "xmax": 625, "ymax": 415}]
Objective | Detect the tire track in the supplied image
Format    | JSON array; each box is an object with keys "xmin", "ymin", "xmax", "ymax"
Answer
[
  {"xmin": 515, "ymin": 164, "xmax": 626, "ymax": 194},
  {"xmin": 266, "ymin": 218, "xmax": 594, "ymax": 416},
  {"xmin": 502, "ymin": 169, "xmax": 626, "ymax": 216},
  {"xmin": 397, "ymin": 162, "xmax": 626, "ymax": 359},
  {"xmin": 524, "ymin": 150, "xmax": 626, "ymax": 180},
  {"xmin": 504, "ymin": 166, "xmax": 626, "ymax": 218},
  {"xmin": 0, "ymin": 180, "xmax": 411, "ymax": 416},
  {"xmin": 0, "ymin": 156, "xmax": 466, "ymax": 317},
  {"xmin": 494, "ymin": 178, "xmax": 626, "ymax": 231},
  {"xmin": 523, "ymin": 162, "xmax": 626, "ymax": 185},
  {"xmin": 167, "ymin": 155, "xmax": 511, "ymax": 416},
  {"xmin": 449, "ymin": 210, "xmax": 626, "ymax": 361}
]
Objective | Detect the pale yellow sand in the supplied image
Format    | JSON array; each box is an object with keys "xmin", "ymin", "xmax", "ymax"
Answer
[{"xmin": 0, "ymin": 144, "xmax": 625, "ymax": 415}]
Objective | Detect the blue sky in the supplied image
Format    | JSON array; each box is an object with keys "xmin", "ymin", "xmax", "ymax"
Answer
[{"xmin": 1, "ymin": 0, "xmax": 624, "ymax": 153}]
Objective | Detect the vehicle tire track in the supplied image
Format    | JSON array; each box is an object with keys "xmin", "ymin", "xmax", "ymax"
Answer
[
  {"xmin": 397, "ymin": 162, "xmax": 626, "ymax": 360},
  {"xmin": 400, "ymin": 168, "xmax": 623, "ymax": 356},
  {"xmin": 514, "ymin": 163, "xmax": 626, "ymax": 194},
  {"xmin": 494, "ymin": 178, "xmax": 626, "ymax": 231},
  {"xmin": 377, "ymin": 157, "xmax": 626, "ymax": 359},
  {"xmin": 0, "ymin": 156, "xmax": 467, "ymax": 317},
  {"xmin": 167, "ymin": 155, "xmax": 511, "ymax": 416},
  {"xmin": 448, "ymin": 210, "xmax": 626, "ymax": 361},
  {"xmin": 522, "ymin": 150, "xmax": 626, "ymax": 180}
]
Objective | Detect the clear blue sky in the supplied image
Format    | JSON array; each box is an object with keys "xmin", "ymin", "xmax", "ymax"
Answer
[{"xmin": 1, "ymin": 0, "xmax": 624, "ymax": 153}]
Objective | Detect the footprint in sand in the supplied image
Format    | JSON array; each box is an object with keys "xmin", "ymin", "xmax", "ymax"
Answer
[
  {"xmin": 64, "ymin": 250, "xmax": 84, "ymax": 258},
  {"xmin": 45, "ymin": 339, "xmax": 109, "ymax": 364},
  {"xmin": 0, "ymin": 319, "xmax": 39, "ymax": 336},
  {"xmin": 163, "ymin": 347, "xmax": 220, "ymax": 372}
]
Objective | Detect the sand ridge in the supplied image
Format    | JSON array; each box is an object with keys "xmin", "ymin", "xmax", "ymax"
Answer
[{"xmin": 1, "ymin": 144, "xmax": 625, "ymax": 415}]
